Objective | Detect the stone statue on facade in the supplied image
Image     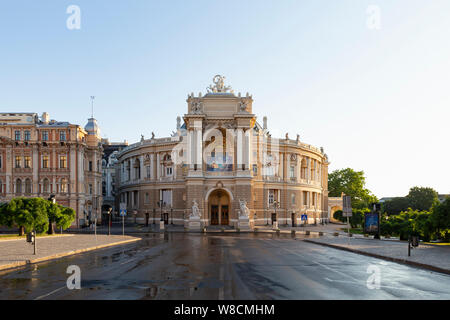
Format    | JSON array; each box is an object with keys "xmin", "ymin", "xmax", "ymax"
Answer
[
  {"xmin": 207, "ymin": 75, "xmax": 233, "ymax": 94},
  {"xmin": 239, "ymin": 100, "xmax": 248, "ymax": 112},
  {"xmin": 239, "ymin": 200, "xmax": 250, "ymax": 218},
  {"xmin": 151, "ymin": 132, "xmax": 155, "ymax": 139},
  {"xmin": 190, "ymin": 101, "xmax": 203, "ymax": 114},
  {"xmin": 190, "ymin": 199, "xmax": 200, "ymax": 218}
]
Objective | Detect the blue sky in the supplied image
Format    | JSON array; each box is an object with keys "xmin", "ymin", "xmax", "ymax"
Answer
[{"xmin": 1, "ymin": 1, "xmax": 449, "ymax": 198}]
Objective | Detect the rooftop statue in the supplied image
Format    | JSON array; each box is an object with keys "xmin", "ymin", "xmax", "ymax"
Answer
[{"xmin": 207, "ymin": 75, "xmax": 233, "ymax": 94}]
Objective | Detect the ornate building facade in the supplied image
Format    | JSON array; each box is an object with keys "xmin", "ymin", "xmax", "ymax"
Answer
[
  {"xmin": 116, "ymin": 76, "xmax": 330, "ymax": 227},
  {"xmin": 0, "ymin": 112, "xmax": 103, "ymax": 227}
]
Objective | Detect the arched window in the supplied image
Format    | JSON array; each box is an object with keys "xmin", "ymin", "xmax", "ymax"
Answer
[
  {"xmin": 133, "ymin": 158, "xmax": 141, "ymax": 180},
  {"xmin": 25, "ymin": 178, "xmax": 32, "ymax": 194},
  {"xmin": 301, "ymin": 158, "xmax": 307, "ymax": 179},
  {"xmin": 291, "ymin": 193, "xmax": 296, "ymax": 205},
  {"xmin": 16, "ymin": 179, "xmax": 22, "ymax": 194},
  {"xmin": 43, "ymin": 178, "xmax": 50, "ymax": 193}
]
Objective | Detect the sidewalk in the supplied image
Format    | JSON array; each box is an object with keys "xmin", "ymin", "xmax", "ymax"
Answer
[
  {"xmin": 0, "ymin": 234, "xmax": 141, "ymax": 272},
  {"xmin": 304, "ymin": 236, "xmax": 450, "ymax": 275}
]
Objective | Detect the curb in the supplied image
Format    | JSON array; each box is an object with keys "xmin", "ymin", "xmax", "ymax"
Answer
[
  {"xmin": 303, "ymin": 239, "xmax": 450, "ymax": 276},
  {"xmin": 0, "ymin": 234, "xmax": 74, "ymax": 243},
  {"xmin": 0, "ymin": 237, "xmax": 142, "ymax": 272}
]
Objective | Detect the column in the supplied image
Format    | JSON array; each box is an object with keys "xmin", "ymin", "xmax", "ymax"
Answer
[
  {"xmin": 156, "ymin": 153, "xmax": 160, "ymax": 180},
  {"xmin": 244, "ymin": 129, "xmax": 251, "ymax": 170},
  {"xmin": 196, "ymin": 125, "xmax": 202, "ymax": 169},
  {"xmin": 236, "ymin": 128, "xmax": 243, "ymax": 170},
  {"xmin": 150, "ymin": 153, "xmax": 155, "ymax": 180}
]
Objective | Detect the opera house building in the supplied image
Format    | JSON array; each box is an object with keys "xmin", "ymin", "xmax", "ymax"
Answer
[{"xmin": 115, "ymin": 76, "xmax": 330, "ymax": 228}]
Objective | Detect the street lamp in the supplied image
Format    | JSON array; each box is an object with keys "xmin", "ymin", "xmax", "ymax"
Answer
[
  {"xmin": 153, "ymin": 208, "xmax": 156, "ymax": 225},
  {"xmin": 48, "ymin": 194, "xmax": 56, "ymax": 235},
  {"xmin": 170, "ymin": 207, "xmax": 173, "ymax": 225},
  {"xmin": 273, "ymin": 200, "xmax": 280, "ymax": 225},
  {"xmin": 158, "ymin": 200, "xmax": 164, "ymax": 222},
  {"xmin": 107, "ymin": 207, "xmax": 112, "ymax": 236},
  {"xmin": 265, "ymin": 205, "xmax": 268, "ymax": 226}
]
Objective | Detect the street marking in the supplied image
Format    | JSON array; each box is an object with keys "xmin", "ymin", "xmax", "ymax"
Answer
[
  {"xmin": 120, "ymin": 258, "xmax": 137, "ymax": 265},
  {"xmin": 324, "ymin": 277, "xmax": 435, "ymax": 293},
  {"xmin": 34, "ymin": 286, "xmax": 66, "ymax": 300}
]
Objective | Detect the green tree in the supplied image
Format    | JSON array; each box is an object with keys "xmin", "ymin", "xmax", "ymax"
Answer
[
  {"xmin": 328, "ymin": 168, "xmax": 377, "ymax": 209},
  {"xmin": 382, "ymin": 197, "xmax": 410, "ymax": 215},
  {"xmin": 430, "ymin": 197, "xmax": 450, "ymax": 241},
  {"xmin": 6, "ymin": 198, "xmax": 49, "ymax": 235},
  {"xmin": 406, "ymin": 186, "xmax": 439, "ymax": 212},
  {"xmin": 56, "ymin": 205, "xmax": 76, "ymax": 230}
]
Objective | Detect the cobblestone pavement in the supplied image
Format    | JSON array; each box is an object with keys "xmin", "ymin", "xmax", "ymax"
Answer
[
  {"xmin": 0, "ymin": 234, "xmax": 141, "ymax": 271},
  {"xmin": 305, "ymin": 236, "xmax": 450, "ymax": 274}
]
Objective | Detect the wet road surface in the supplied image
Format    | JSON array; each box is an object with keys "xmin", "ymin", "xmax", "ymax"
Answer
[{"xmin": 1, "ymin": 233, "xmax": 450, "ymax": 300}]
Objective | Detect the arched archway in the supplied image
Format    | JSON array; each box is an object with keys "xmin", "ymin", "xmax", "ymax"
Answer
[{"xmin": 207, "ymin": 189, "xmax": 231, "ymax": 226}]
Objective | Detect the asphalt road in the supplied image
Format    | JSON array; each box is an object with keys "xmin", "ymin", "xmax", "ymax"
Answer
[{"xmin": 1, "ymin": 233, "xmax": 449, "ymax": 300}]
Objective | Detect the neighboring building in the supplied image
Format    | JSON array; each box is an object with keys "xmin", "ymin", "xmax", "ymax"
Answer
[
  {"xmin": 0, "ymin": 112, "xmax": 102, "ymax": 227},
  {"xmin": 101, "ymin": 138, "xmax": 128, "ymax": 217},
  {"xmin": 115, "ymin": 76, "xmax": 330, "ymax": 227}
]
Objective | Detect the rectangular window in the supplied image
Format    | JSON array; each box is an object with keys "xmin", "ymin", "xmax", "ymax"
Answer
[
  {"xmin": 42, "ymin": 131, "xmax": 48, "ymax": 141},
  {"xmin": 290, "ymin": 166, "xmax": 295, "ymax": 179},
  {"xmin": 60, "ymin": 156, "xmax": 67, "ymax": 169},
  {"xmin": 253, "ymin": 164, "xmax": 258, "ymax": 175},
  {"xmin": 146, "ymin": 166, "xmax": 151, "ymax": 178},
  {"xmin": 42, "ymin": 155, "xmax": 49, "ymax": 168},
  {"xmin": 24, "ymin": 156, "xmax": 31, "ymax": 168},
  {"xmin": 0, "ymin": 156, "xmax": 2, "ymax": 168},
  {"xmin": 24, "ymin": 131, "xmax": 31, "ymax": 141},
  {"xmin": 60, "ymin": 131, "xmax": 66, "ymax": 141},
  {"xmin": 268, "ymin": 189, "xmax": 279, "ymax": 207},
  {"xmin": 161, "ymin": 189, "xmax": 172, "ymax": 207},
  {"xmin": 89, "ymin": 184, "xmax": 93, "ymax": 195},
  {"xmin": 303, "ymin": 191, "xmax": 308, "ymax": 206},
  {"xmin": 166, "ymin": 167, "xmax": 172, "ymax": 176},
  {"xmin": 15, "ymin": 156, "xmax": 21, "ymax": 168},
  {"xmin": 89, "ymin": 161, "xmax": 92, "ymax": 172},
  {"xmin": 15, "ymin": 130, "xmax": 21, "ymax": 141}
]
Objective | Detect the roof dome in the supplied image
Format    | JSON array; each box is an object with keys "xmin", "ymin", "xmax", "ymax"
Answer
[{"xmin": 84, "ymin": 118, "xmax": 100, "ymax": 136}]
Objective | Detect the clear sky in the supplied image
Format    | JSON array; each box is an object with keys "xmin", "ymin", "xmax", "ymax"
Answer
[{"xmin": 1, "ymin": 0, "xmax": 449, "ymax": 198}]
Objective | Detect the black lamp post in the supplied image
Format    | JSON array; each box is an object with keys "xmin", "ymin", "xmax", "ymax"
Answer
[
  {"xmin": 158, "ymin": 200, "xmax": 164, "ymax": 222},
  {"xmin": 153, "ymin": 208, "xmax": 156, "ymax": 224},
  {"xmin": 107, "ymin": 207, "xmax": 112, "ymax": 236},
  {"xmin": 170, "ymin": 207, "xmax": 173, "ymax": 225},
  {"xmin": 265, "ymin": 206, "xmax": 268, "ymax": 226},
  {"xmin": 48, "ymin": 194, "xmax": 56, "ymax": 235}
]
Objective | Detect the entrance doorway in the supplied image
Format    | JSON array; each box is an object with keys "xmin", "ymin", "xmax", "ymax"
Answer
[{"xmin": 208, "ymin": 189, "xmax": 230, "ymax": 226}]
